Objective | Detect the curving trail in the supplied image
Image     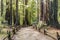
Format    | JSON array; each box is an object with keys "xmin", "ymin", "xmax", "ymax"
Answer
[{"xmin": 12, "ymin": 27, "xmax": 54, "ymax": 40}]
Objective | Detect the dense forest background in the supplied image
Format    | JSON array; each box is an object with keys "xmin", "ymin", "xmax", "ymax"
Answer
[
  {"xmin": 0, "ymin": 0, "xmax": 60, "ymax": 28},
  {"xmin": 0, "ymin": 0, "xmax": 60, "ymax": 40},
  {"xmin": 0, "ymin": 0, "xmax": 39, "ymax": 26}
]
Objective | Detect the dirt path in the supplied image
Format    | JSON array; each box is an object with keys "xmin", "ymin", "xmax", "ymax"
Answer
[{"xmin": 12, "ymin": 27, "xmax": 54, "ymax": 40}]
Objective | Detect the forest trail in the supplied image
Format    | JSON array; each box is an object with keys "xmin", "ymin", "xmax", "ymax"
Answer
[{"xmin": 12, "ymin": 27, "xmax": 55, "ymax": 40}]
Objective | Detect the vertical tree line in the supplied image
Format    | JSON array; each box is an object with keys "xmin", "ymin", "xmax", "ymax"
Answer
[
  {"xmin": 40, "ymin": 0, "xmax": 44, "ymax": 21},
  {"xmin": 40, "ymin": 0, "xmax": 59, "ymax": 27},
  {"xmin": 15, "ymin": 0, "xmax": 19, "ymax": 25},
  {"xmin": 53, "ymin": 0, "xmax": 58, "ymax": 26},
  {"xmin": 23, "ymin": 0, "xmax": 29, "ymax": 25},
  {"xmin": 1, "ymin": 0, "xmax": 3, "ymax": 16},
  {"xmin": 1, "ymin": 0, "xmax": 59, "ymax": 27},
  {"xmin": 48, "ymin": 0, "xmax": 58, "ymax": 27},
  {"xmin": 5, "ymin": 0, "xmax": 9, "ymax": 24},
  {"xmin": 40, "ymin": 0, "xmax": 48, "ymax": 24},
  {"xmin": 10, "ymin": 0, "xmax": 12, "ymax": 25}
]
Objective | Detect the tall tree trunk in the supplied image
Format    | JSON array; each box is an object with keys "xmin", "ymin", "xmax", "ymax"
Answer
[
  {"xmin": 40, "ymin": 0, "xmax": 48, "ymax": 23},
  {"xmin": 5, "ymin": 0, "xmax": 10, "ymax": 25},
  {"xmin": 37, "ymin": 0, "xmax": 39, "ymax": 23},
  {"xmin": 40, "ymin": 0, "xmax": 44, "ymax": 21},
  {"xmin": 15, "ymin": 0, "xmax": 19, "ymax": 25},
  {"xmin": 49, "ymin": 0, "xmax": 58, "ymax": 27},
  {"xmin": 49, "ymin": 0, "xmax": 53, "ymax": 25},
  {"xmin": 0, "ymin": 0, "xmax": 3, "ymax": 24},
  {"xmin": 45, "ymin": 0, "xmax": 50, "ymax": 25},
  {"xmin": 53, "ymin": 0, "xmax": 58, "ymax": 27},
  {"xmin": 1, "ymin": 0, "xmax": 3, "ymax": 16},
  {"xmin": 9, "ymin": 0, "xmax": 12, "ymax": 25},
  {"xmin": 23, "ymin": 0, "xmax": 29, "ymax": 25}
]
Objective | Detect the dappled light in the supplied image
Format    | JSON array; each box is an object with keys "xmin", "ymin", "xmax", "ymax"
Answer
[{"xmin": 0, "ymin": 0, "xmax": 60, "ymax": 40}]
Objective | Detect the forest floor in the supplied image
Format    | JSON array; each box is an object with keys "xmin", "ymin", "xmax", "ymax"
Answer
[
  {"xmin": 40, "ymin": 26, "xmax": 60, "ymax": 40},
  {"xmin": 0, "ymin": 26, "xmax": 60, "ymax": 40},
  {"xmin": 12, "ymin": 27, "xmax": 55, "ymax": 40},
  {"xmin": 0, "ymin": 28, "xmax": 8, "ymax": 40}
]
